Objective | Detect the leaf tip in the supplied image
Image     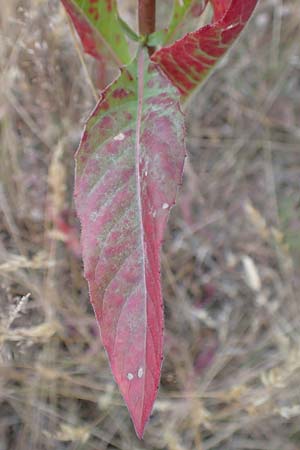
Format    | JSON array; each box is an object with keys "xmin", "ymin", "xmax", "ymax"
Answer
[
  {"xmin": 122, "ymin": 385, "xmax": 154, "ymax": 439},
  {"xmin": 134, "ymin": 422, "xmax": 146, "ymax": 440}
]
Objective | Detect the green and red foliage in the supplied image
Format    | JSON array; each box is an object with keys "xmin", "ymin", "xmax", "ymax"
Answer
[
  {"xmin": 75, "ymin": 50, "xmax": 185, "ymax": 437},
  {"xmin": 61, "ymin": 0, "xmax": 130, "ymax": 65},
  {"xmin": 152, "ymin": 0, "xmax": 259, "ymax": 96},
  {"xmin": 61, "ymin": 0, "xmax": 259, "ymax": 438}
]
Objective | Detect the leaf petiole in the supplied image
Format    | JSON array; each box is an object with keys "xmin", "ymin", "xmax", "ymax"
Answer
[{"xmin": 118, "ymin": 16, "xmax": 140, "ymax": 42}]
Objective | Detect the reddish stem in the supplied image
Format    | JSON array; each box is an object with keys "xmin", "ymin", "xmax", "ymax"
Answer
[{"xmin": 138, "ymin": 0, "xmax": 156, "ymax": 53}]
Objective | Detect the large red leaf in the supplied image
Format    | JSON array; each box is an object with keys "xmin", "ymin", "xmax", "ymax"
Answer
[
  {"xmin": 74, "ymin": 50, "xmax": 186, "ymax": 437},
  {"xmin": 151, "ymin": 0, "xmax": 259, "ymax": 97}
]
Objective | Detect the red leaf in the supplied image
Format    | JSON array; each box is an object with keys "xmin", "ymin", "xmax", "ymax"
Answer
[
  {"xmin": 74, "ymin": 50, "xmax": 186, "ymax": 437},
  {"xmin": 152, "ymin": 0, "xmax": 259, "ymax": 97}
]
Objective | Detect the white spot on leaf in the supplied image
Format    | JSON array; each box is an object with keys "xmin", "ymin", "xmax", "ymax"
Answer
[
  {"xmin": 114, "ymin": 132, "xmax": 125, "ymax": 141},
  {"xmin": 137, "ymin": 367, "xmax": 144, "ymax": 378},
  {"xmin": 90, "ymin": 211, "xmax": 98, "ymax": 222},
  {"xmin": 162, "ymin": 203, "xmax": 169, "ymax": 210},
  {"xmin": 127, "ymin": 372, "xmax": 134, "ymax": 381}
]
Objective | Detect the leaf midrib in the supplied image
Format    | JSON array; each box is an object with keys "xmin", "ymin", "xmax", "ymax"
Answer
[{"xmin": 134, "ymin": 49, "xmax": 148, "ymax": 423}]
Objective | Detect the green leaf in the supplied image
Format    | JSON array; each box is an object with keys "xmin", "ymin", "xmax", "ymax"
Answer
[
  {"xmin": 147, "ymin": 29, "xmax": 168, "ymax": 47},
  {"xmin": 118, "ymin": 16, "xmax": 140, "ymax": 42},
  {"xmin": 61, "ymin": 0, "xmax": 130, "ymax": 66},
  {"xmin": 164, "ymin": 0, "xmax": 207, "ymax": 44}
]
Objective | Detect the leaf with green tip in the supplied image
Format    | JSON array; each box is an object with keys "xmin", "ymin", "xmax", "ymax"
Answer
[
  {"xmin": 74, "ymin": 50, "xmax": 186, "ymax": 438},
  {"xmin": 164, "ymin": 0, "xmax": 208, "ymax": 44},
  {"xmin": 61, "ymin": 0, "xmax": 130, "ymax": 66},
  {"xmin": 118, "ymin": 16, "xmax": 140, "ymax": 42},
  {"xmin": 151, "ymin": 0, "xmax": 259, "ymax": 98},
  {"xmin": 148, "ymin": 1, "xmax": 207, "ymax": 48},
  {"xmin": 147, "ymin": 29, "xmax": 168, "ymax": 48}
]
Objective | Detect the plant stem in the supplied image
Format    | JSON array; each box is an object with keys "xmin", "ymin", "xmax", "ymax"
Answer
[{"xmin": 138, "ymin": 0, "xmax": 156, "ymax": 53}]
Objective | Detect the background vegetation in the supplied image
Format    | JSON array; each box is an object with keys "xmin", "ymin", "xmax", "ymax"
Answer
[{"xmin": 1, "ymin": 0, "xmax": 300, "ymax": 449}]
